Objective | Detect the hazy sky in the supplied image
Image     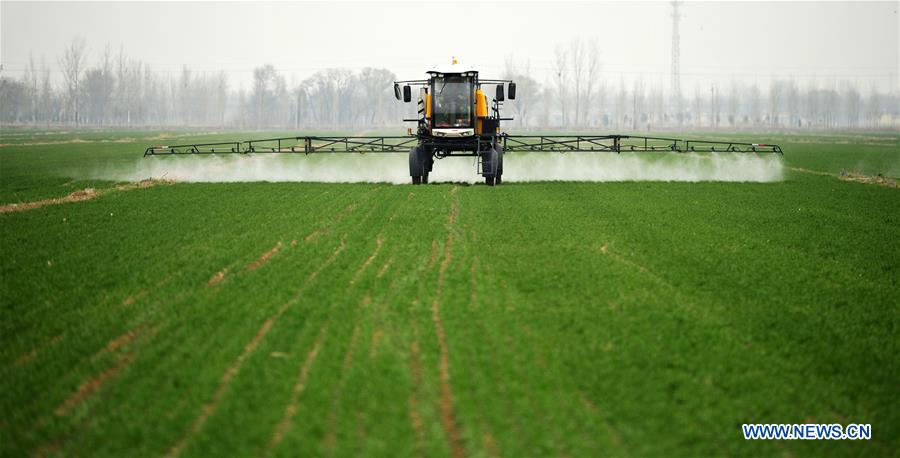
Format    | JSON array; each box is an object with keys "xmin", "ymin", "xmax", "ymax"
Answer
[{"xmin": 2, "ymin": 1, "xmax": 898, "ymax": 92}]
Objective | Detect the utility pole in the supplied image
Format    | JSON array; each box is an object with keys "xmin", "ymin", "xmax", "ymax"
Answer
[{"xmin": 670, "ymin": 0, "xmax": 682, "ymax": 129}]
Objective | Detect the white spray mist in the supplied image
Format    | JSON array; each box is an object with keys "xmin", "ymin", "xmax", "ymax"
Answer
[{"xmin": 87, "ymin": 152, "xmax": 783, "ymax": 184}]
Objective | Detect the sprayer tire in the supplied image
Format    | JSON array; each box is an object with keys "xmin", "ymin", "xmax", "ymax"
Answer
[
  {"xmin": 485, "ymin": 176, "xmax": 495, "ymax": 186},
  {"xmin": 412, "ymin": 176, "xmax": 422, "ymax": 185},
  {"xmin": 422, "ymin": 172, "xmax": 429, "ymax": 184},
  {"xmin": 496, "ymin": 147, "xmax": 504, "ymax": 185}
]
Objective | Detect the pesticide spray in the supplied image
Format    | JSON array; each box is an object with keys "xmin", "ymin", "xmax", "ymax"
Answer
[{"xmin": 87, "ymin": 152, "xmax": 783, "ymax": 184}]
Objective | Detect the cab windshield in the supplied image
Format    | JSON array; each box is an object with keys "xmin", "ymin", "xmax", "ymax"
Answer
[{"xmin": 432, "ymin": 76, "xmax": 472, "ymax": 128}]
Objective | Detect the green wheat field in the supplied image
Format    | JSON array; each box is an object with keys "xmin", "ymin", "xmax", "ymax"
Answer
[{"xmin": 1, "ymin": 130, "xmax": 898, "ymax": 457}]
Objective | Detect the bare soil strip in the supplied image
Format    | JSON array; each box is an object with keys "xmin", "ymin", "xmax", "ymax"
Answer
[
  {"xmin": 304, "ymin": 229, "xmax": 323, "ymax": 243},
  {"xmin": 839, "ymin": 171, "xmax": 898, "ymax": 188},
  {"xmin": 0, "ymin": 179, "xmax": 171, "ymax": 214},
  {"xmin": 376, "ymin": 257, "xmax": 393, "ymax": 279},
  {"xmin": 349, "ymin": 237, "xmax": 384, "ymax": 286},
  {"xmin": 207, "ymin": 269, "xmax": 228, "ymax": 287},
  {"xmin": 579, "ymin": 392, "xmax": 624, "ymax": 447},
  {"xmin": 244, "ymin": 242, "xmax": 283, "ymax": 272},
  {"xmin": 12, "ymin": 334, "xmax": 63, "ymax": 368},
  {"xmin": 96, "ymin": 328, "xmax": 141, "ymax": 357},
  {"xmin": 481, "ymin": 431, "xmax": 500, "ymax": 458},
  {"xmin": 789, "ymin": 166, "xmax": 898, "ymax": 188},
  {"xmin": 369, "ymin": 330, "xmax": 384, "ymax": 359},
  {"xmin": 431, "ymin": 186, "xmax": 466, "ymax": 458},
  {"xmin": 166, "ymin": 237, "xmax": 346, "ymax": 458},
  {"xmin": 786, "ymin": 166, "xmax": 833, "ymax": 177},
  {"xmin": 13, "ymin": 349, "xmax": 38, "ymax": 368},
  {"xmin": 1, "ymin": 188, "xmax": 100, "ymax": 213},
  {"xmin": 408, "ymin": 330, "xmax": 426, "ymax": 457},
  {"xmin": 120, "ymin": 289, "xmax": 148, "ymax": 306},
  {"xmin": 266, "ymin": 327, "xmax": 327, "ymax": 454},
  {"xmin": 306, "ymin": 203, "xmax": 357, "ymax": 243},
  {"xmin": 54, "ymin": 353, "xmax": 134, "ymax": 416},
  {"xmin": 428, "ymin": 240, "xmax": 439, "ymax": 269},
  {"xmin": 307, "ymin": 237, "xmax": 347, "ymax": 284},
  {"xmin": 599, "ymin": 243, "xmax": 676, "ymax": 291}
]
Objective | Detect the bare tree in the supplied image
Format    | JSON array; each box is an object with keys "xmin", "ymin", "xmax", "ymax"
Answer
[
  {"xmin": 541, "ymin": 76, "xmax": 552, "ymax": 127},
  {"xmin": 747, "ymin": 84, "xmax": 761, "ymax": 128},
  {"xmin": 569, "ymin": 39, "xmax": 584, "ymax": 126},
  {"xmin": 842, "ymin": 82, "xmax": 861, "ymax": 129},
  {"xmin": 22, "ymin": 54, "xmax": 39, "ymax": 125},
  {"xmin": 615, "ymin": 80, "xmax": 627, "ymax": 130},
  {"xmin": 710, "ymin": 84, "xmax": 719, "ymax": 129},
  {"xmin": 786, "ymin": 79, "xmax": 799, "ymax": 128},
  {"xmin": 59, "ymin": 37, "xmax": 87, "ymax": 125},
  {"xmin": 214, "ymin": 72, "xmax": 228, "ymax": 128},
  {"xmin": 359, "ymin": 67, "xmax": 396, "ymax": 126},
  {"xmin": 251, "ymin": 65, "xmax": 281, "ymax": 129},
  {"xmin": 39, "ymin": 57, "xmax": 54, "ymax": 125},
  {"xmin": 865, "ymin": 89, "xmax": 881, "ymax": 128},
  {"xmin": 581, "ymin": 40, "xmax": 601, "ymax": 128},
  {"xmin": 552, "ymin": 44, "xmax": 568, "ymax": 126},
  {"xmin": 83, "ymin": 45, "xmax": 114, "ymax": 125},
  {"xmin": 727, "ymin": 81, "xmax": 740, "ymax": 128},
  {"xmin": 503, "ymin": 58, "xmax": 540, "ymax": 128},
  {"xmin": 768, "ymin": 81, "xmax": 785, "ymax": 128}
]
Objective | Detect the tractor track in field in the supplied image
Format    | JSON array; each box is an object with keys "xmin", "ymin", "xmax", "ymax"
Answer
[
  {"xmin": 431, "ymin": 186, "xmax": 466, "ymax": 458},
  {"xmin": 0, "ymin": 179, "xmax": 171, "ymax": 214},
  {"xmin": 469, "ymin": 256, "xmax": 479, "ymax": 309},
  {"xmin": 34, "ymin": 325, "xmax": 159, "ymax": 456},
  {"xmin": 165, "ymin": 236, "xmax": 347, "ymax": 458},
  {"xmin": 349, "ymin": 236, "xmax": 384, "ymax": 286},
  {"xmin": 244, "ymin": 242, "xmax": 283, "ymax": 272},
  {"xmin": 462, "ymin": 240, "xmax": 503, "ymax": 458},
  {"xmin": 265, "ymin": 327, "xmax": 328, "ymax": 455},
  {"xmin": 53, "ymin": 324, "xmax": 158, "ymax": 418},
  {"xmin": 28, "ymin": 275, "xmax": 181, "ymax": 452},
  {"xmin": 482, "ymin": 258, "xmax": 619, "ymax": 454},
  {"xmin": 407, "ymin": 316, "xmax": 427, "ymax": 458},
  {"xmin": 11, "ymin": 334, "xmax": 63, "ymax": 368},
  {"xmin": 377, "ymin": 257, "xmax": 393, "ymax": 278},
  {"xmin": 165, "ymin": 190, "xmax": 382, "ymax": 455},
  {"xmin": 207, "ymin": 198, "xmax": 361, "ymax": 288},
  {"xmin": 463, "ymin": 244, "xmax": 502, "ymax": 458},
  {"xmin": 579, "ymin": 392, "xmax": 624, "ymax": 447},
  {"xmin": 599, "ymin": 242, "xmax": 677, "ymax": 291},
  {"xmin": 53, "ymin": 353, "xmax": 134, "ymax": 417},
  {"xmin": 320, "ymin": 202, "xmax": 417, "ymax": 453},
  {"xmin": 322, "ymin": 319, "xmax": 362, "ymax": 453},
  {"xmin": 305, "ymin": 203, "xmax": 357, "ymax": 243}
]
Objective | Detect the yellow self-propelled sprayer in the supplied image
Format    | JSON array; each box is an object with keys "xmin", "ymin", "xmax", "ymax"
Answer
[{"xmin": 143, "ymin": 59, "xmax": 783, "ymax": 185}]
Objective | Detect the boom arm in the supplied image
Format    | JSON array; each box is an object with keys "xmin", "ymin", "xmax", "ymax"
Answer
[{"xmin": 144, "ymin": 134, "xmax": 782, "ymax": 156}]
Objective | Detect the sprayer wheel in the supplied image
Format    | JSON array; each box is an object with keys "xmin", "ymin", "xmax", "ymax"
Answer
[
  {"xmin": 485, "ymin": 176, "xmax": 495, "ymax": 186},
  {"xmin": 495, "ymin": 174, "xmax": 502, "ymax": 185},
  {"xmin": 412, "ymin": 176, "xmax": 422, "ymax": 185},
  {"xmin": 422, "ymin": 172, "xmax": 429, "ymax": 184}
]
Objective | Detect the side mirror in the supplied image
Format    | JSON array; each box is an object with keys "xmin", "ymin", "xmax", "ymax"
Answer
[
  {"xmin": 508, "ymin": 82, "xmax": 517, "ymax": 100},
  {"xmin": 403, "ymin": 85, "xmax": 411, "ymax": 103},
  {"xmin": 394, "ymin": 83, "xmax": 401, "ymax": 100},
  {"xmin": 495, "ymin": 84, "xmax": 505, "ymax": 102}
]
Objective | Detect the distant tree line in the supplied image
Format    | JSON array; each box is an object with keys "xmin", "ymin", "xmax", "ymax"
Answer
[
  {"xmin": 503, "ymin": 39, "xmax": 900, "ymax": 131},
  {"xmin": 1, "ymin": 38, "xmax": 898, "ymax": 131}
]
